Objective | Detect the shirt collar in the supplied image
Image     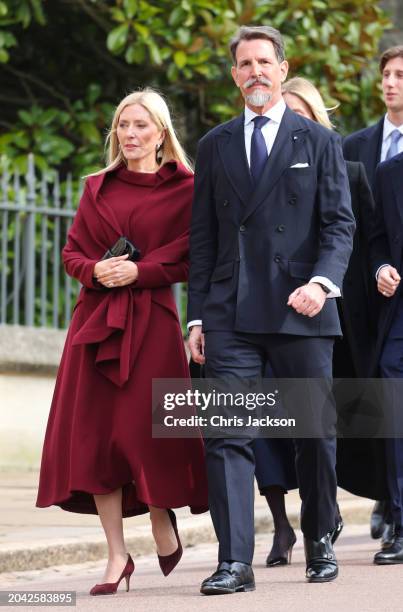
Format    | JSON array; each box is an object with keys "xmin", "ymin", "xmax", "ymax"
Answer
[
  {"xmin": 383, "ymin": 114, "xmax": 403, "ymax": 141},
  {"xmin": 244, "ymin": 97, "xmax": 287, "ymax": 126}
]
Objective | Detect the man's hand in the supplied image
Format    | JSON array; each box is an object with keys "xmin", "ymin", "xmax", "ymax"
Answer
[
  {"xmin": 188, "ymin": 325, "xmax": 205, "ymax": 364},
  {"xmin": 93, "ymin": 254, "xmax": 138, "ymax": 288},
  {"xmin": 287, "ymin": 282, "xmax": 327, "ymax": 317},
  {"xmin": 377, "ymin": 265, "xmax": 401, "ymax": 298}
]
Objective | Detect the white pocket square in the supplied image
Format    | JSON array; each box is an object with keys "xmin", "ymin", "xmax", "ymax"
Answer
[{"xmin": 290, "ymin": 162, "xmax": 310, "ymax": 168}]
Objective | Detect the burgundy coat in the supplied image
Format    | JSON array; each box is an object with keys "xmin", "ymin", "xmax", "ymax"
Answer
[{"xmin": 37, "ymin": 162, "xmax": 208, "ymax": 516}]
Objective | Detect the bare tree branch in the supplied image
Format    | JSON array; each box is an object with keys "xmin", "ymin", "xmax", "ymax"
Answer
[
  {"xmin": 74, "ymin": 0, "xmax": 111, "ymax": 32},
  {"xmin": 0, "ymin": 65, "xmax": 74, "ymax": 112},
  {"xmin": 0, "ymin": 94, "xmax": 33, "ymax": 106}
]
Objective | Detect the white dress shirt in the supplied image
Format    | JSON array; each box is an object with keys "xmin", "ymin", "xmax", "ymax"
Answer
[
  {"xmin": 244, "ymin": 98, "xmax": 286, "ymax": 162},
  {"xmin": 188, "ymin": 100, "xmax": 341, "ymax": 330},
  {"xmin": 380, "ymin": 115, "xmax": 403, "ymax": 162}
]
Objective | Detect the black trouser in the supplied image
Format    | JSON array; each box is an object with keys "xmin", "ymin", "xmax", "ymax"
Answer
[
  {"xmin": 379, "ymin": 297, "xmax": 403, "ymax": 532},
  {"xmin": 204, "ymin": 330, "xmax": 337, "ymax": 564}
]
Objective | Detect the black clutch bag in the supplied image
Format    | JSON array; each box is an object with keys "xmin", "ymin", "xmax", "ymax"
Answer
[{"xmin": 101, "ymin": 236, "xmax": 141, "ymax": 262}]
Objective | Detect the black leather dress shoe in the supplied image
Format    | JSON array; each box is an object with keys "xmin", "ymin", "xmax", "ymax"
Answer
[
  {"xmin": 370, "ymin": 500, "xmax": 388, "ymax": 539},
  {"xmin": 200, "ymin": 561, "xmax": 255, "ymax": 595},
  {"xmin": 374, "ymin": 535, "xmax": 403, "ymax": 564},
  {"xmin": 380, "ymin": 522, "xmax": 395, "ymax": 549},
  {"xmin": 304, "ymin": 533, "xmax": 338, "ymax": 583}
]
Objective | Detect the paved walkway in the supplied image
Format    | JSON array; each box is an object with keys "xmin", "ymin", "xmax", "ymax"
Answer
[
  {"xmin": 1, "ymin": 527, "xmax": 402, "ymax": 612},
  {"xmin": 0, "ymin": 470, "xmax": 375, "ymax": 573}
]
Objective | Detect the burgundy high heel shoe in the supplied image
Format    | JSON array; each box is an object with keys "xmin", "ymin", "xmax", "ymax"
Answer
[
  {"xmin": 90, "ymin": 554, "xmax": 135, "ymax": 596},
  {"xmin": 158, "ymin": 509, "xmax": 183, "ymax": 576}
]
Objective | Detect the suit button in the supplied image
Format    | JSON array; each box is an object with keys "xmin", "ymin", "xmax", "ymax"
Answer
[
  {"xmin": 394, "ymin": 235, "xmax": 400, "ymax": 243},
  {"xmin": 223, "ymin": 200, "xmax": 229, "ymax": 207},
  {"xmin": 240, "ymin": 225, "xmax": 246, "ymax": 232},
  {"xmin": 277, "ymin": 225, "xmax": 285, "ymax": 232},
  {"xmin": 289, "ymin": 195, "xmax": 297, "ymax": 205},
  {"xmin": 274, "ymin": 255, "xmax": 281, "ymax": 263}
]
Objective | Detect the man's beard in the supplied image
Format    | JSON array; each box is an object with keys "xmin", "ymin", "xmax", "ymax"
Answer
[
  {"xmin": 245, "ymin": 90, "xmax": 272, "ymax": 107},
  {"xmin": 244, "ymin": 77, "xmax": 272, "ymax": 107}
]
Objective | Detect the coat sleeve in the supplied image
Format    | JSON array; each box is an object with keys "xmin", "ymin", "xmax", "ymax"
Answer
[
  {"xmin": 134, "ymin": 226, "xmax": 190, "ymax": 288},
  {"xmin": 135, "ymin": 260, "xmax": 188, "ymax": 288},
  {"xmin": 311, "ymin": 133, "xmax": 356, "ymax": 288},
  {"xmin": 62, "ymin": 183, "xmax": 103, "ymax": 290},
  {"xmin": 368, "ymin": 165, "xmax": 393, "ymax": 278},
  {"xmin": 187, "ymin": 136, "xmax": 218, "ymax": 321}
]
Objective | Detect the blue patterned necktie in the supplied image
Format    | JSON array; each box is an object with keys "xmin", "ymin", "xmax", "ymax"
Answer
[
  {"xmin": 250, "ymin": 116, "xmax": 270, "ymax": 184},
  {"xmin": 385, "ymin": 129, "xmax": 402, "ymax": 161}
]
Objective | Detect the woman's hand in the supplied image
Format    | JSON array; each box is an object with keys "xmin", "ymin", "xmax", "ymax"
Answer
[{"xmin": 93, "ymin": 254, "xmax": 139, "ymax": 288}]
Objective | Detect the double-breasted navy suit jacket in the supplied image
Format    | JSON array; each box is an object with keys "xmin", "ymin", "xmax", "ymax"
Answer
[{"xmin": 188, "ymin": 107, "xmax": 355, "ymax": 337}]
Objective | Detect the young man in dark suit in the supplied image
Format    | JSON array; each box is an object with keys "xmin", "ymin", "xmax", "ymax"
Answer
[
  {"xmin": 343, "ymin": 45, "xmax": 403, "ymax": 544},
  {"xmin": 369, "ymin": 152, "xmax": 403, "ymax": 564},
  {"xmin": 188, "ymin": 25, "xmax": 355, "ymax": 592},
  {"xmin": 343, "ymin": 45, "xmax": 403, "ymax": 189}
]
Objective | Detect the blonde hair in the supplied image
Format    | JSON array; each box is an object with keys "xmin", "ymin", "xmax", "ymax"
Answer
[
  {"xmin": 282, "ymin": 77, "xmax": 338, "ymax": 130},
  {"xmin": 90, "ymin": 88, "xmax": 192, "ymax": 176}
]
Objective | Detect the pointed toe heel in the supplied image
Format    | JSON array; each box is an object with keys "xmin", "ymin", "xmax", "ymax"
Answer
[
  {"xmin": 158, "ymin": 509, "xmax": 183, "ymax": 576},
  {"xmin": 266, "ymin": 529, "xmax": 297, "ymax": 567},
  {"xmin": 90, "ymin": 554, "xmax": 135, "ymax": 596}
]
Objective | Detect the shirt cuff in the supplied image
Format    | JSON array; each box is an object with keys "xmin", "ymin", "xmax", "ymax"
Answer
[
  {"xmin": 309, "ymin": 276, "xmax": 341, "ymax": 298},
  {"xmin": 187, "ymin": 319, "xmax": 202, "ymax": 330},
  {"xmin": 375, "ymin": 264, "xmax": 390, "ymax": 280}
]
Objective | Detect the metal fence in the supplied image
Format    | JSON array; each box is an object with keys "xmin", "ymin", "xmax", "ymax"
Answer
[{"xmin": 0, "ymin": 155, "xmax": 185, "ymax": 330}]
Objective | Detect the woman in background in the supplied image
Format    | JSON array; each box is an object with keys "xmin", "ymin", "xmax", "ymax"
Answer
[{"xmin": 253, "ymin": 76, "xmax": 385, "ymax": 567}]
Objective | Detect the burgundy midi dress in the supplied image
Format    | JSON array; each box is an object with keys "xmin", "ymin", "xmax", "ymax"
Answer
[{"xmin": 36, "ymin": 161, "xmax": 208, "ymax": 517}]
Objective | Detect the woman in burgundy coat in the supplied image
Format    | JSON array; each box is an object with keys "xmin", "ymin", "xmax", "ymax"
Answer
[{"xmin": 36, "ymin": 89, "xmax": 208, "ymax": 595}]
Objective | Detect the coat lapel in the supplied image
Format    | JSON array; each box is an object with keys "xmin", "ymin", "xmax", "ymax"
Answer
[
  {"xmin": 358, "ymin": 118, "xmax": 384, "ymax": 186},
  {"xmin": 216, "ymin": 114, "xmax": 253, "ymax": 205},
  {"xmin": 241, "ymin": 107, "xmax": 308, "ymax": 223}
]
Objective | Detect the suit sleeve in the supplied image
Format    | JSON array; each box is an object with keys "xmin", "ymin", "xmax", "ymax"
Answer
[
  {"xmin": 312, "ymin": 133, "xmax": 356, "ymax": 288},
  {"xmin": 368, "ymin": 165, "xmax": 392, "ymax": 278},
  {"xmin": 187, "ymin": 136, "xmax": 218, "ymax": 322}
]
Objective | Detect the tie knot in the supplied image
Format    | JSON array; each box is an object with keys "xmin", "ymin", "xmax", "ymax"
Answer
[
  {"xmin": 391, "ymin": 129, "xmax": 402, "ymax": 144},
  {"xmin": 253, "ymin": 116, "xmax": 270, "ymax": 130}
]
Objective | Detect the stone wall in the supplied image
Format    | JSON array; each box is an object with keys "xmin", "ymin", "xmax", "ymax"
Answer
[{"xmin": 0, "ymin": 325, "xmax": 66, "ymax": 470}]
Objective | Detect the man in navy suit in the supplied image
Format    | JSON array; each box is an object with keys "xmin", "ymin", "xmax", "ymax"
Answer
[
  {"xmin": 343, "ymin": 45, "xmax": 403, "ymax": 543},
  {"xmin": 369, "ymin": 152, "xmax": 403, "ymax": 564},
  {"xmin": 187, "ymin": 25, "xmax": 355, "ymax": 592}
]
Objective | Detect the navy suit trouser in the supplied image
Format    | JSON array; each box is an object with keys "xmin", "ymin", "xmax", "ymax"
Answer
[
  {"xmin": 204, "ymin": 330, "xmax": 337, "ymax": 564},
  {"xmin": 379, "ymin": 297, "xmax": 403, "ymax": 531}
]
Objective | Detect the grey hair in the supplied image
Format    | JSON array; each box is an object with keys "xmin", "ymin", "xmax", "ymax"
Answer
[{"xmin": 229, "ymin": 25, "xmax": 285, "ymax": 65}]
